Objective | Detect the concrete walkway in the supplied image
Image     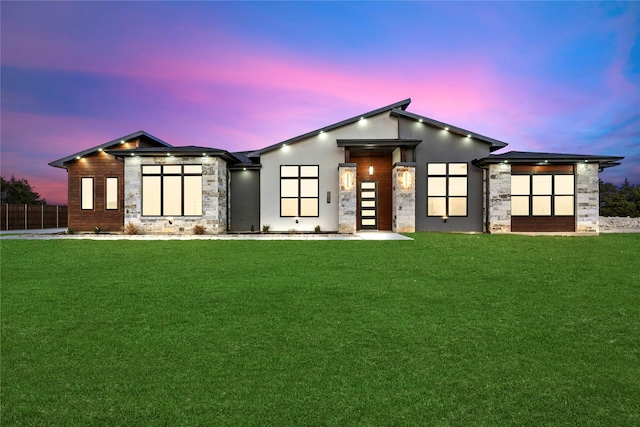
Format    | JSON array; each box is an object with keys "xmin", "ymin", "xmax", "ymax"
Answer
[{"xmin": 0, "ymin": 228, "xmax": 413, "ymax": 241}]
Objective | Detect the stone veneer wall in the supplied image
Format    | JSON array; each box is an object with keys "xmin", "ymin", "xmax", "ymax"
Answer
[
  {"xmin": 487, "ymin": 163, "xmax": 511, "ymax": 233},
  {"xmin": 392, "ymin": 163, "xmax": 416, "ymax": 233},
  {"xmin": 575, "ymin": 163, "xmax": 599, "ymax": 233},
  {"xmin": 338, "ymin": 164, "xmax": 357, "ymax": 233},
  {"xmin": 599, "ymin": 216, "xmax": 640, "ymax": 230},
  {"xmin": 124, "ymin": 156, "xmax": 228, "ymax": 234}
]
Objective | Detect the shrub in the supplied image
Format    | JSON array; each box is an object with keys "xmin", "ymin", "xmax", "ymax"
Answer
[
  {"xmin": 315, "ymin": 225, "xmax": 321, "ymax": 233},
  {"xmin": 67, "ymin": 228, "xmax": 75, "ymax": 235},
  {"xmin": 93, "ymin": 226, "xmax": 101, "ymax": 234},
  {"xmin": 262, "ymin": 224, "xmax": 270, "ymax": 232},
  {"xmin": 123, "ymin": 222, "xmax": 139, "ymax": 235},
  {"xmin": 193, "ymin": 225, "xmax": 206, "ymax": 235}
]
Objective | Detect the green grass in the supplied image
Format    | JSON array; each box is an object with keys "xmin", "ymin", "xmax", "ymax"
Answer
[{"xmin": 2, "ymin": 234, "xmax": 639, "ymax": 426}]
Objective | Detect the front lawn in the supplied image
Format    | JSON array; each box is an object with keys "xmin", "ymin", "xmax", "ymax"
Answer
[{"xmin": 2, "ymin": 234, "xmax": 639, "ymax": 425}]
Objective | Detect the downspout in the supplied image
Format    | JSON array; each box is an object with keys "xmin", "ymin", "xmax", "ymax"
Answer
[
  {"xmin": 226, "ymin": 166, "xmax": 230, "ymax": 233},
  {"xmin": 484, "ymin": 167, "xmax": 490, "ymax": 233}
]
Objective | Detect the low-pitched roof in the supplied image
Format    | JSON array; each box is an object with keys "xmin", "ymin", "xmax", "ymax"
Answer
[
  {"xmin": 248, "ymin": 98, "xmax": 412, "ymax": 157},
  {"xmin": 474, "ymin": 151, "xmax": 624, "ymax": 169},
  {"xmin": 49, "ymin": 130, "xmax": 171, "ymax": 169},
  {"xmin": 390, "ymin": 108, "xmax": 508, "ymax": 152},
  {"xmin": 106, "ymin": 145, "xmax": 241, "ymax": 163}
]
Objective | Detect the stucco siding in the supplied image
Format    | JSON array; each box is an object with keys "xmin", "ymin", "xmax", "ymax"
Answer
[
  {"xmin": 399, "ymin": 117, "xmax": 491, "ymax": 232},
  {"xmin": 259, "ymin": 112, "xmax": 398, "ymax": 232}
]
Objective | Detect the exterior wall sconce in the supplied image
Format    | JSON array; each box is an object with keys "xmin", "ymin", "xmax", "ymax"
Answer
[
  {"xmin": 401, "ymin": 171, "xmax": 412, "ymax": 189},
  {"xmin": 369, "ymin": 165, "xmax": 374, "ymax": 175},
  {"xmin": 341, "ymin": 171, "xmax": 354, "ymax": 190}
]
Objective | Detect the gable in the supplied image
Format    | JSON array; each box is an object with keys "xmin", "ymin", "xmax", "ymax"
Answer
[
  {"xmin": 249, "ymin": 99, "xmax": 411, "ymax": 158},
  {"xmin": 49, "ymin": 131, "xmax": 171, "ymax": 169}
]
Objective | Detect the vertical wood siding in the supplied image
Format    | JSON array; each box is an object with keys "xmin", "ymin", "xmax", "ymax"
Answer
[{"xmin": 351, "ymin": 152, "xmax": 393, "ymax": 230}]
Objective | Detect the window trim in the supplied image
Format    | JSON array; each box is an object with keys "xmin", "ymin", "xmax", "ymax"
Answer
[
  {"xmin": 426, "ymin": 163, "xmax": 468, "ymax": 217},
  {"xmin": 81, "ymin": 177, "xmax": 94, "ymax": 210},
  {"xmin": 141, "ymin": 164, "xmax": 203, "ymax": 217},
  {"xmin": 280, "ymin": 165, "xmax": 319, "ymax": 217}
]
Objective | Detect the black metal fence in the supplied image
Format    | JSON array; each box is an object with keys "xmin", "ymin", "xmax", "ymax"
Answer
[{"xmin": 1, "ymin": 204, "xmax": 68, "ymax": 230}]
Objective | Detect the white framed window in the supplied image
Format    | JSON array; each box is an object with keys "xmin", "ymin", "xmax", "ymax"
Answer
[
  {"xmin": 142, "ymin": 165, "xmax": 202, "ymax": 216},
  {"xmin": 106, "ymin": 177, "xmax": 118, "ymax": 210},
  {"xmin": 427, "ymin": 163, "xmax": 467, "ymax": 217},
  {"xmin": 280, "ymin": 165, "xmax": 319, "ymax": 217},
  {"xmin": 81, "ymin": 177, "xmax": 94, "ymax": 210},
  {"xmin": 511, "ymin": 173, "xmax": 574, "ymax": 217}
]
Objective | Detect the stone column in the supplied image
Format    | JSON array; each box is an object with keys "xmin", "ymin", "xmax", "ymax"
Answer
[
  {"xmin": 576, "ymin": 162, "xmax": 599, "ymax": 233},
  {"xmin": 123, "ymin": 155, "xmax": 142, "ymax": 229},
  {"xmin": 488, "ymin": 163, "xmax": 511, "ymax": 233},
  {"xmin": 338, "ymin": 163, "xmax": 357, "ymax": 233},
  {"xmin": 392, "ymin": 163, "xmax": 416, "ymax": 233}
]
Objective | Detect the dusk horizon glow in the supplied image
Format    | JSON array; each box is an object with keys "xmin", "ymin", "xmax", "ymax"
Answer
[{"xmin": 2, "ymin": 1, "xmax": 638, "ymax": 205}]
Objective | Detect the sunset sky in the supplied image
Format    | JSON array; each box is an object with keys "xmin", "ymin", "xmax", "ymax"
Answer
[{"xmin": 2, "ymin": 1, "xmax": 638, "ymax": 205}]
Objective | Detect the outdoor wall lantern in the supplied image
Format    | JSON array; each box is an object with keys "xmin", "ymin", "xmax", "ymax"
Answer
[
  {"xmin": 369, "ymin": 165, "xmax": 374, "ymax": 175},
  {"xmin": 341, "ymin": 171, "xmax": 354, "ymax": 190},
  {"xmin": 401, "ymin": 171, "xmax": 412, "ymax": 189}
]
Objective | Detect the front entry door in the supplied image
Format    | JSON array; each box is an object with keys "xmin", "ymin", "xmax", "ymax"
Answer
[{"xmin": 360, "ymin": 180, "xmax": 377, "ymax": 230}]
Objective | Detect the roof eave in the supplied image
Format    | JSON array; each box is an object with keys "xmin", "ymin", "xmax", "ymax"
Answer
[
  {"xmin": 390, "ymin": 108, "xmax": 508, "ymax": 151},
  {"xmin": 473, "ymin": 154, "xmax": 625, "ymax": 167},
  {"xmin": 336, "ymin": 139, "xmax": 422, "ymax": 148},
  {"xmin": 249, "ymin": 98, "xmax": 412, "ymax": 157},
  {"xmin": 229, "ymin": 163, "xmax": 262, "ymax": 171},
  {"xmin": 48, "ymin": 131, "xmax": 172, "ymax": 169},
  {"xmin": 106, "ymin": 148, "xmax": 240, "ymax": 164}
]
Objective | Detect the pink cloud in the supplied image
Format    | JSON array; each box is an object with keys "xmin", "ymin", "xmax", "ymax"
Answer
[
  {"xmin": 1, "ymin": 111, "xmax": 138, "ymax": 205},
  {"xmin": 3, "ymin": 1, "xmax": 638, "ymax": 205}
]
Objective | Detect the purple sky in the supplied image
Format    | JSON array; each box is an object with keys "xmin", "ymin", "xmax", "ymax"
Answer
[{"xmin": 2, "ymin": 1, "xmax": 638, "ymax": 205}]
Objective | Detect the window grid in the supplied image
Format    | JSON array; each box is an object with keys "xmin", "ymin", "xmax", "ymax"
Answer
[
  {"xmin": 511, "ymin": 173, "xmax": 575, "ymax": 217},
  {"xmin": 427, "ymin": 163, "xmax": 468, "ymax": 217},
  {"xmin": 280, "ymin": 165, "xmax": 319, "ymax": 217},
  {"xmin": 141, "ymin": 165, "xmax": 202, "ymax": 216}
]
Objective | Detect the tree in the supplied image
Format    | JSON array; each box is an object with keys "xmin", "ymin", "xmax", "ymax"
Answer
[
  {"xmin": 599, "ymin": 179, "xmax": 640, "ymax": 217},
  {"xmin": 0, "ymin": 175, "xmax": 47, "ymax": 205}
]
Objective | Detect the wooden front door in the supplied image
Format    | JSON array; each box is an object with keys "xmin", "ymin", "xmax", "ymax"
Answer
[{"xmin": 350, "ymin": 151, "xmax": 392, "ymax": 230}]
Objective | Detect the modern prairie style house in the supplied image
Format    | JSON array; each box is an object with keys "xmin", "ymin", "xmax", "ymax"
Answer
[{"xmin": 50, "ymin": 99, "xmax": 623, "ymax": 234}]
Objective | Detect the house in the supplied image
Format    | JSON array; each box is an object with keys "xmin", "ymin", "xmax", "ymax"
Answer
[{"xmin": 49, "ymin": 99, "xmax": 623, "ymax": 234}]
